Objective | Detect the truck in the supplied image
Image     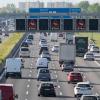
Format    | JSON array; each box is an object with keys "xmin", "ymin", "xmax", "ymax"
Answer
[
  {"xmin": 73, "ymin": 36, "xmax": 88, "ymax": 57},
  {"xmin": 0, "ymin": 84, "xmax": 18, "ymax": 100},
  {"xmin": 50, "ymin": 32, "xmax": 58, "ymax": 42},
  {"xmin": 5, "ymin": 58, "xmax": 23, "ymax": 78},
  {"xmin": 59, "ymin": 43, "xmax": 76, "ymax": 71}
]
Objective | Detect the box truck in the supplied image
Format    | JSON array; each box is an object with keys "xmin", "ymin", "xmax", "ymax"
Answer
[{"xmin": 59, "ymin": 43, "xmax": 76, "ymax": 71}]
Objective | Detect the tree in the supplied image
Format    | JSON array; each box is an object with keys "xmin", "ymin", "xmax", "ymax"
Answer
[{"xmin": 78, "ymin": 1, "xmax": 90, "ymax": 13}]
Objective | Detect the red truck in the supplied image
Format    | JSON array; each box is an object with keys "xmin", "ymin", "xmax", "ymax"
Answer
[{"xmin": 0, "ymin": 84, "xmax": 18, "ymax": 100}]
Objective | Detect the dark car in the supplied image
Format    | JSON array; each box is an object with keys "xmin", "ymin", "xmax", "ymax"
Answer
[
  {"xmin": 80, "ymin": 95, "xmax": 100, "ymax": 100},
  {"xmin": 38, "ymin": 82, "xmax": 56, "ymax": 97},
  {"xmin": 27, "ymin": 34, "xmax": 34, "ymax": 40},
  {"xmin": 21, "ymin": 42, "xmax": 29, "ymax": 48},
  {"xmin": 37, "ymin": 68, "xmax": 51, "ymax": 81}
]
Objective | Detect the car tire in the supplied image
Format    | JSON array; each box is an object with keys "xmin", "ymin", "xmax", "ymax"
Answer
[
  {"xmin": 74, "ymin": 94, "xmax": 77, "ymax": 97},
  {"xmin": 68, "ymin": 81, "xmax": 70, "ymax": 84},
  {"xmin": 38, "ymin": 94, "xmax": 40, "ymax": 96}
]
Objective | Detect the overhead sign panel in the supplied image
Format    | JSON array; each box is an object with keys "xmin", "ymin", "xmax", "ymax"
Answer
[
  {"xmin": 50, "ymin": 19, "xmax": 60, "ymax": 30},
  {"xmin": 29, "ymin": 8, "xmax": 81, "ymax": 13},
  {"xmin": 27, "ymin": 19, "xmax": 37, "ymax": 30},
  {"xmin": 39, "ymin": 19, "xmax": 49, "ymax": 30},
  {"xmin": 16, "ymin": 19, "xmax": 26, "ymax": 31}
]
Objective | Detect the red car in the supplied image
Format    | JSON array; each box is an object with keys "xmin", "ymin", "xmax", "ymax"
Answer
[{"xmin": 67, "ymin": 72, "xmax": 83, "ymax": 84}]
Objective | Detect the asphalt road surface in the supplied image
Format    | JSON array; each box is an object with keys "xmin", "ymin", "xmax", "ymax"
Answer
[{"xmin": 2, "ymin": 32, "xmax": 100, "ymax": 100}]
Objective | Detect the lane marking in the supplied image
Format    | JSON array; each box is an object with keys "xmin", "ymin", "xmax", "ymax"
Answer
[
  {"xmin": 60, "ymin": 92, "xmax": 63, "ymax": 95},
  {"xmin": 28, "ymin": 79, "xmax": 31, "ymax": 82},
  {"xmin": 58, "ymin": 85, "xmax": 60, "ymax": 88},
  {"xmin": 55, "ymin": 75, "xmax": 58, "ymax": 78},
  {"xmin": 26, "ymin": 91, "xmax": 29, "ymax": 95},
  {"xmin": 30, "ymin": 70, "xmax": 32, "ymax": 73},
  {"xmin": 54, "ymin": 71, "xmax": 56, "ymax": 74},
  {"xmin": 29, "ymin": 74, "xmax": 32, "ymax": 77},
  {"xmin": 27, "ymin": 84, "xmax": 30, "ymax": 88},
  {"xmin": 31, "ymin": 64, "xmax": 32, "ymax": 66},
  {"xmin": 25, "ymin": 98, "xmax": 28, "ymax": 100},
  {"xmin": 94, "ymin": 61, "xmax": 100, "ymax": 66}
]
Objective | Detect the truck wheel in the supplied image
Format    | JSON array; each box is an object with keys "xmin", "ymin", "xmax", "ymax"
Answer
[{"xmin": 5, "ymin": 74, "xmax": 8, "ymax": 78}]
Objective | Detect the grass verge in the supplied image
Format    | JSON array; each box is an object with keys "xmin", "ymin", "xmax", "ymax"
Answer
[
  {"xmin": 0, "ymin": 33, "xmax": 24, "ymax": 63},
  {"xmin": 75, "ymin": 32, "xmax": 100, "ymax": 47}
]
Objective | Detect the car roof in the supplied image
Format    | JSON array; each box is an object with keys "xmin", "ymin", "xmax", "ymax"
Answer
[{"xmin": 77, "ymin": 81, "xmax": 90, "ymax": 85}]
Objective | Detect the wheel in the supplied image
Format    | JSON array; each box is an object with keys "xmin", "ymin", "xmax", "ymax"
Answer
[
  {"xmin": 5, "ymin": 74, "xmax": 8, "ymax": 78},
  {"xmin": 74, "ymin": 94, "xmax": 77, "ymax": 97},
  {"xmin": 38, "ymin": 94, "xmax": 40, "ymax": 96},
  {"xmin": 68, "ymin": 81, "xmax": 70, "ymax": 84}
]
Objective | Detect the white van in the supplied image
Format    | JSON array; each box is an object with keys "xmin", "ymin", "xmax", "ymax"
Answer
[
  {"xmin": 50, "ymin": 33, "xmax": 58, "ymax": 42},
  {"xmin": 5, "ymin": 58, "xmax": 22, "ymax": 78},
  {"xmin": 36, "ymin": 58, "xmax": 48, "ymax": 69},
  {"xmin": 19, "ymin": 47, "xmax": 30, "ymax": 57}
]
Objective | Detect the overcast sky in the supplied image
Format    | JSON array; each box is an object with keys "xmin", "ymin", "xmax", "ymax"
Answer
[{"xmin": 0, "ymin": 0, "xmax": 100, "ymax": 7}]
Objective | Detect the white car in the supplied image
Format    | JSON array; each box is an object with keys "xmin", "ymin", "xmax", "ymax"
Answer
[
  {"xmin": 74, "ymin": 82, "xmax": 93, "ymax": 97},
  {"xmin": 84, "ymin": 52, "xmax": 94, "ymax": 61},
  {"xmin": 40, "ymin": 53, "xmax": 51, "ymax": 61},
  {"xmin": 52, "ymin": 45, "xmax": 59, "ymax": 52},
  {"xmin": 25, "ymin": 39, "xmax": 33, "ymax": 45},
  {"xmin": 88, "ymin": 43, "xmax": 95, "ymax": 50},
  {"xmin": 90, "ymin": 46, "xmax": 99, "ymax": 53}
]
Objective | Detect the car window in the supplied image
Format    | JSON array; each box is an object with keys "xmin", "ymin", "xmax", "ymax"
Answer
[
  {"xmin": 71, "ymin": 73, "xmax": 81, "ymax": 76},
  {"xmin": 78, "ymin": 84, "xmax": 90, "ymax": 87},
  {"xmin": 40, "ymin": 69, "xmax": 49, "ymax": 73},
  {"xmin": 21, "ymin": 48, "xmax": 29, "ymax": 51},
  {"xmin": 83, "ymin": 96, "xmax": 97, "ymax": 100}
]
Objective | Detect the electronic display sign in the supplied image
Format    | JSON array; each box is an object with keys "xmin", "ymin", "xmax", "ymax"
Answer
[
  {"xmin": 89, "ymin": 19, "xmax": 98, "ymax": 31},
  {"xmin": 50, "ymin": 19, "xmax": 60, "ymax": 30},
  {"xmin": 39, "ymin": 19, "xmax": 48, "ymax": 30},
  {"xmin": 27, "ymin": 19, "xmax": 37, "ymax": 30},
  {"xmin": 16, "ymin": 19, "xmax": 26, "ymax": 31},
  {"xmin": 76, "ymin": 19, "xmax": 86, "ymax": 30},
  {"xmin": 64, "ymin": 19, "xmax": 73, "ymax": 30}
]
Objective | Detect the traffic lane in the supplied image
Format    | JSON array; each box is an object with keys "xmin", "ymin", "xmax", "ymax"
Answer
[
  {"xmin": 76, "ymin": 57, "xmax": 100, "ymax": 95},
  {"xmin": 51, "ymin": 56, "xmax": 77, "ymax": 100}
]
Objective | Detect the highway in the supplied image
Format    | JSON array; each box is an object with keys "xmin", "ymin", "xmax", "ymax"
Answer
[{"xmin": 2, "ymin": 32, "xmax": 100, "ymax": 100}]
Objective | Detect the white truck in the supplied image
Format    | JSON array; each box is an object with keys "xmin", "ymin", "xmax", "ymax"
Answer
[
  {"xmin": 59, "ymin": 43, "xmax": 76, "ymax": 71},
  {"xmin": 5, "ymin": 58, "xmax": 23, "ymax": 78},
  {"xmin": 50, "ymin": 32, "xmax": 58, "ymax": 42}
]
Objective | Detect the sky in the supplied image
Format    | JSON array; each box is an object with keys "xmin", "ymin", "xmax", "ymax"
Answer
[{"xmin": 0, "ymin": 0, "xmax": 100, "ymax": 7}]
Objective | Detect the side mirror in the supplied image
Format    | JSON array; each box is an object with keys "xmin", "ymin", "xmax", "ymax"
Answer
[{"xmin": 15, "ymin": 94, "xmax": 18, "ymax": 98}]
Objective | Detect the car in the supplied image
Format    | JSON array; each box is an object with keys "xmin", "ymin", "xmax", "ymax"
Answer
[
  {"xmin": 88, "ymin": 43, "xmax": 95, "ymax": 50},
  {"xmin": 37, "ymin": 68, "xmax": 51, "ymax": 81},
  {"xmin": 19, "ymin": 47, "xmax": 30, "ymax": 58},
  {"xmin": 52, "ymin": 45, "xmax": 59, "ymax": 52},
  {"xmin": 84, "ymin": 52, "xmax": 94, "ymax": 60},
  {"xmin": 67, "ymin": 72, "xmax": 83, "ymax": 84},
  {"xmin": 80, "ymin": 95, "xmax": 100, "ymax": 100},
  {"xmin": 27, "ymin": 34, "xmax": 34, "ymax": 40},
  {"xmin": 90, "ymin": 46, "xmax": 99, "ymax": 53},
  {"xmin": 39, "ymin": 46, "xmax": 49, "ymax": 55},
  {"xmin": 74, "ymin": 82, "xmax": 93, "ymax": 97},
  {"xmin": 39, "ymin": 40, "xmax": 47, "ymax": 46},
  {"xmin": 21, "ymin": 42, "xmax": 29, "ymax": 48},
  {"xmin": 25, "ymin": 39, "xmax": 33, "ymax": 45},
  {"xmin": 36, "ymin": 58, "xmax": 48, "ymax": 69},
  {"xmin": 38, "ymin": 82, "xmax": 56, "ymax": 97},
  {"xmin": 40, "ymin": 53, "xmax": 51, "ymax": 61}
]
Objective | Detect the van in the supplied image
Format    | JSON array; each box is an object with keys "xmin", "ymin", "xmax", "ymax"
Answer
[
  {"xmin": 36, "ymin": 58, "xmax": 48, "ymax": 69},
  {"xmin": 5, "ymin": 58, "xmax": 22, "ymax": 78},
  {"xmin": 19, "ymin": 47, "xmax": 30, "ymax": 57},
  {"xmin": 0, "ymin": 84, "xmax": 18, "ymax": 100}
]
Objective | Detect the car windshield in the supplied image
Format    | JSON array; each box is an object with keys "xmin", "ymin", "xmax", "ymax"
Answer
[
  {"xmin": 78, "ymin": 84, "xmax": 90, "ymax": 88},
  {"xmin": 71, "ymin": 73, "xmax": 81, "ymax": 76},
  {"xmin": 87, "ymin": 53, "xmax": 93, "ymax": 56},
  {"xmin": 40, "ymin": 69, "xmax": 49, "ymax": 73},
  {"xmin": 21, "ymin": 48, "xmax": 29, "ymax": 51},
  {"xmin": 83, "ymin": 96, "xmax": 97, "ymax": 100}
]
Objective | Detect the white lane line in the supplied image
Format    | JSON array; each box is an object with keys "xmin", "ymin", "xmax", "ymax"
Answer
[
  {"xmin": 94, "ymin": 61, "xmax": 100, "ymax": 66},
  {"xmin": 25, "ymin": 98, "xmax": 28, "ymax": 100},
  {"xmin": 31, "ymin": 64, "xmax": 32, "ymax": 66},
  {"xmin": 27, "ymin": 84, "xmax": 30, "ymax": 88},
  {"xmin": 29, "ymin": 74, "xmax": 32, "ymax": 77},
  {"xmin": 58, "ymin": 85, "xmax": 60, "ymax": 88},
  {"xmin": 55, "ymin": 75, "xmax": 58, "ymax": 78},
  {"xmin": 54, "ymin": 71, "xmax": 56, "ymax": 74},
  {"xmin": 84, "ymin": 76, "xmax": 86, "ymax": 79},
  {"xmin": 30, "ymin": 70, "xmax": 32, "ymax": 73},
  {"xmin": 28, "ymin": 79, "xmax": 31, "ymax": 82},
  {"xmin": 26, "ymin": 91, "xmax": 29, "ymax": 95},
  {"xmin": 60, "ymin": 92, "xmax": 63, "ymax": 95}
]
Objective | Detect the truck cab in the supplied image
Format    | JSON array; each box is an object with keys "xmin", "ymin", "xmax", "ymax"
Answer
[{"xmin": 0, "ymin": 84, "xmax": 18, "ymax": 100}]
